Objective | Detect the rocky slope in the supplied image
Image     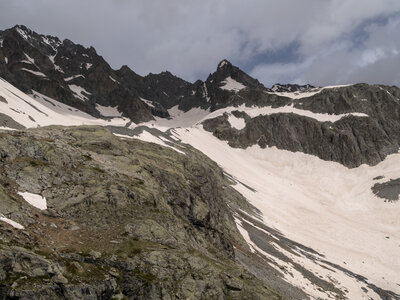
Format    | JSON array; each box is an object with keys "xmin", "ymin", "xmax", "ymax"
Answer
[{"xmin": 0, "ymin": 125, "xmax": 288, "ymax": 299}]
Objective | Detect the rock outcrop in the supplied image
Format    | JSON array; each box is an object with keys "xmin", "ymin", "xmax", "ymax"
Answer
[
  {"xmin": 0, "ymin": 125, "xmax": 284, "ymax": 299},
  {"xmin": 203, "ymin": 84, "xmax": 400, "ymax": 168}
]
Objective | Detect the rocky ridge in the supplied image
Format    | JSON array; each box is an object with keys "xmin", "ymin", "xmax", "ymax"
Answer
[
  {"xmin": 202, "ymin": 83, "xmax": 400, "ymax": 168},
  {"xmin": 269, "ymin": 84, "xmax": 315, "ymax": 93},
  {"xmin": 0, "ymin": 26, "xmax": 262, "ymax": 122}
]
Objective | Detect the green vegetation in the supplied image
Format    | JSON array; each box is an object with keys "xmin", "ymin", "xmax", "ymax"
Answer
[{"xmin": 13, "ymin": 156, "xmax": 48, "ymax": 167}]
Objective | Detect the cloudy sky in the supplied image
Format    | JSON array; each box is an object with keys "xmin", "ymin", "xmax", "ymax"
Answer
[{"xmin": 1, "ymin": 0, "xmax": 400, "ymax": 87}]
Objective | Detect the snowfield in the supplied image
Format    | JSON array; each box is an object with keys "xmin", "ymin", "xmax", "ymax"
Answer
[
  {"xmin": 141, "ymin": 105, "xmax": 399, "ymax": 299},
  {"xmin": 0, "ymin": 77, "xmax": 130, "ymax": 129},
  {"xmin": 175, "ymin": 126, "xmax": 400, "ymax": 297}
]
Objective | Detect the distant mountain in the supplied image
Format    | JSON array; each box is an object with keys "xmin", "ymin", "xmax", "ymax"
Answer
[{"xmin": 0, "ymin": 26, "xmax": 266, "ymax": 122}]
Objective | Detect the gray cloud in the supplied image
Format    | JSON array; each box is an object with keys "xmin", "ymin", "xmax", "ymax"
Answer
[{"xmin": 0, "ymin": 0, "xmax": 399, "ymax": 87}]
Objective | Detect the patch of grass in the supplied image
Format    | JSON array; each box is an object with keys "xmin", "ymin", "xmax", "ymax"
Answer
[
  {"xmin": 133, "ymin": 268, "xmax": 157, "ymax": 285},
  {"xmin": 133, "ymin": 177, "xmax": 145, "ymax": 185},
  {"xmin": 13, "ymin": 156, "xmax": 48, "ymax": 167},
  {"xmin": 91, "ymin": 166, "xmax": 105, "ymax": 173},
  {"xmin": 65, "ymin": 261, "xmax": 82, "ymax": 275},
  {"xmin": 60, "ymin": 246, "xmax": 78, "ymax": 254},
  {"xmin": 22, "ymin": 274, "xmax": 52, "ymax": 285},
  {"xmin": 34, "ymin": 248, "xmax": 53, "ymax": 258},
  {"xmin": 207, "ymin": 247, "xmax": 217, "ymax": 256},
  {"xmin": 83, "ymin": 153, "xmax": 93, "ymax": 160},
  {"xmin": 80, "ymin": 248, "xmax": 92, "ymax": 257},
  {"xmin": 35, "ymin": 137, "xmax": 55, "ymax": 143},
  {"xmin": 113, "ymin": 239, "xmax": 168, "ymax": 258},
  {"xmin": 64, "ymin": 261, "xmax": 109, "ymax": 284},
  {"xmin": 5, "ymin": 271, "xmax": 52, "ymax": 288}
]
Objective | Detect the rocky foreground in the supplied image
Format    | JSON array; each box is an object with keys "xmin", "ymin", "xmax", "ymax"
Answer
[{"xmin": 0, "ymin": 125, "xmax": 289, "ymax": 299}]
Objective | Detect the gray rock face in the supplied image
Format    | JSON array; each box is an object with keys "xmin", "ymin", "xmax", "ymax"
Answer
[
  {"xmin": 372, "ymin": 178, "xmax": 400, "ymax": 201},
  {"xmin": 202, "ymin": 59, "xmax": 265, "ymax": 111},
  {"xmin": 0, "ymin": 25, "xmax": 215, "ymax": 122},
  {"xmin": 203, "ymin": 82, "xmax": 400, "ymax": 168},
  {"xmin": 270, "ymin": 83, "xmax": 315, "ymax": 93},
  {"xmin": 0, "ymin": 25, "xmax": 154, "ymax": 123},
  {"xmin": 203, "ymin": 113, "xmax": 399, "ymax": 168},
  {"xmin": 0, "ymin": 112, "xmax": 26, "ymax": 129},
  {"xmin": 0, "ymin": 25, "xmax": 273, "ymax": 122},
  {"xmin": 294, "ymin": 84, "xmax": 400, "ymax": 117}
]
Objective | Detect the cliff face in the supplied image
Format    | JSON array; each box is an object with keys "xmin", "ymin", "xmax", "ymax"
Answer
[{"xmin": 202, "ymin": 84, "xmax": 400, "ymax": 168}]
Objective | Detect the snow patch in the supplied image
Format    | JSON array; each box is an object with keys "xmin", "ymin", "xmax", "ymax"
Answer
[
  {"xmin": 64, "ymin": 75, "xmax": 85, "ymax": 81},
  {"xmin": 0, "ymin": 215, "xmax": 24, "ymax": 229},
  {"xmin": 109, "ymin": 76, "xmax": 119, "ymax": 84},
  {"xmin": 203, "ymin": 83, "xmax": 210, "ymax": 102},
  {"xmin": 96, "ymin": 104, "xmax": 122, "ymax": 117},
  {"xmin": 41, "ymin": 36, "xmax": 51, "ymax": 46},
  {"xmin": 20, "ymin": 68, "xmax": 47, "ymax": 78},
  {"xmin": 220, "ymin": 76, "xmax": 246, "ymax": 92},
  {"xmin": 218, "ymin": 60, "xmax": 228, "ymax": 68},
  {"xmin": 49, "ymin": 53, "xmax": 64, "ymax": 73},
  {"xmin": 23, "ymin": 53, "xmax": 35, "ymax": 65},
  {"xmin": 18, "ymin": 192, "xmax": 47, "ymax": 210},
  {"xmin": 115, "ymin": 131, "xmax": 185, "ymax": 155},
  {"xmin": 140, "ymin": 97, "xmax": 155, "ymax": 108},
  {"xmin": 0, "ymin": 126, "xmax": 16, "ymax": 131},
  {"xmin": 69, "ymin": 84, "xmax": 91, "ymax": 101},
  {"xmin": 16, "ymin": 27, "xmax": 29, "ymax": 40},
  {"xmin": 201, "ymin": 104, "xmax": 368, "ymax": 124},
  {"xmin": 143, "ymin": 105, "xmax": 210, "ymax": 130},
  {"xmin": 227, "ymin": 114, "xmax": 246, "ymax": 130}
]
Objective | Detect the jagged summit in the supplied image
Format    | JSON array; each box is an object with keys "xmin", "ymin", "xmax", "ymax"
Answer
[
  {"xmin": 0, "ymin": 25, "xmax": 272, "ymax": 119},
  {"xmin": 8, "ymin": 24, "xmax": 62, "ymax": 50},
  {"xmin": 208, "ymin": 59, "xmax": 264, "ymax": 90},
  {"xmin": 217, "ymin": 59, "xmax": 232, "ymax": 69}
]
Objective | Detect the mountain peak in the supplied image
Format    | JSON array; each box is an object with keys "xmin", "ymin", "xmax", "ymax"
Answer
[
  {"xmin": 208, "ymin": 59, "xmax": 264, "ymax": 91},
  {"xmin": 217, "ymin": 59, "xmax": 232, "ymax": 69},
  {"xmin": 11, "ymin": 24, "xmax": 33, "ymax": 40}
]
